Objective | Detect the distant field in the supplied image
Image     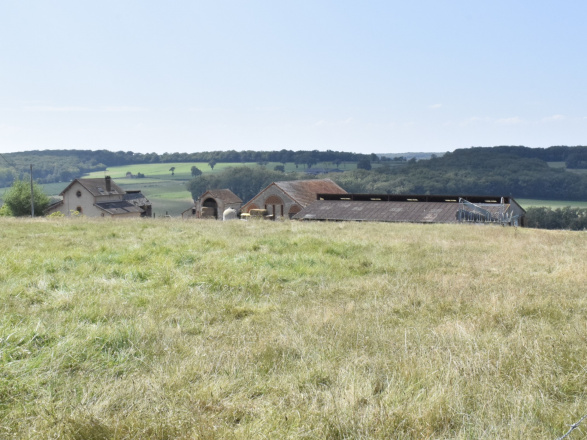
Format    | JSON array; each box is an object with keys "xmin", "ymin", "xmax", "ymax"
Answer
[
  {"xmin": 546, "ymin": 161, "xmax": 587, "ymax": 175},
  {"xmin": 547, "ymin": 161, "xmax": 566, "ymax": 168},
  {"xmin": 84, "ymin": 161, "xmax": 358, "ymax": 181},
  {"xmin": 1, "ymin": 218, "xmax": 586, "ymax": 438},
  {"xmin": 518, "ymin": 198, "xmax": 587, "ymax": 209}
]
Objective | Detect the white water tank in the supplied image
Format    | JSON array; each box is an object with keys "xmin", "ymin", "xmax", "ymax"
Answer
[{"xmin": 223, "ymin": 208, "xmax": 237, "ymax": 221}]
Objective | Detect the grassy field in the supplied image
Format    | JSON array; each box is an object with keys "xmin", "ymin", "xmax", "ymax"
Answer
[
  {"xmin": 83, "ymin": 161, "xmax": 358, "ymax": 181},
  {"xmin": 1, "ymin": 218, "xmax": 586, "ymax": 439},
  {"xmin": 518, "ymin": 199, "xmax": 587, "ymax": 209},
  {"xmin": 547, "ymin": 162, "xmax": 587, "ymax": 175}
]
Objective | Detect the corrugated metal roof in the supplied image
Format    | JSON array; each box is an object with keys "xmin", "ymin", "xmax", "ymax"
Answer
[
  {"xmin": 200, "ymin": 189, "xmax": 242, "ymax": 204},
  {"xmin": 293, "ymin": 200, "xmax": 510, "ymax": 223},
  {"xmin": 274, "ymin": 179, "xmax": 347, "ymax": 207},
  {"xmin": 95, "ymin": 201, "xmax": 144, "ymax": 215}
]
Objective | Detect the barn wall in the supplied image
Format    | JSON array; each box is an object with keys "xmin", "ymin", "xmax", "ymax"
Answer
[{"xmin": 243, "ymin": 184, "xmax": 302, "ymax": 218}]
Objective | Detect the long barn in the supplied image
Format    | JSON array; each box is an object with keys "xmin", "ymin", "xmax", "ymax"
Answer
[{"xmin": 293, "ymin": 193, "xmax": 526, "ymax": 226}]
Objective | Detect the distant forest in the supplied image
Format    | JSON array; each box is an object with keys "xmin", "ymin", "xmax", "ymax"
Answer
[
  {"xmin": 2, "ymin": 146, "xmax": 587, "ymax": 201},
  {"xmin": 330, "ymin": 146, "xmax": 587, "ymax": 200}
]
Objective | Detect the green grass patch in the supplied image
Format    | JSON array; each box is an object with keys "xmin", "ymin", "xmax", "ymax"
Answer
[
  {"xmin": 518, "ymin": 198, "xmax": 587, "ymax": 208},
  {"xmin": 1, "ymin": 218, "xmax": 586, "ymax": 438}
]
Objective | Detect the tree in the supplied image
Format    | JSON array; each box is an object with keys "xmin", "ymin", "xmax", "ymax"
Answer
[
  {"xmin": 274, "ymin": 165, "xmax": 285, "ymax": 172},
  {"xmin": 357, "ymin": 158, "xmax": 372, "ymax": 170},
  {"xmin": 169, "ymin": 167, "xmax": 176, "ymax": 176},
  {"xmin": 208, "ymin": 159, "xmax": 217, "ymax": 170},
  {"xmin": 187, "ymin": 166, "xmax": 298, "ymax": 203},
  {"xmin": 3, "ymin": 179, "xmax": 50, "ymax": 216},
  {"xmin": 191, "ymin": 165, "xmax": 202, "ymax": 177}
]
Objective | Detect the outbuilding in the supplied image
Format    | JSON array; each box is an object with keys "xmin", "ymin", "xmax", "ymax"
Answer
[
  {"xmin": 242, "ymin": 179, "xmax": 347, "ymax": 219},
  {"xmin": 183, "ymin": 189, "xmax": 242, "ymax": 219},
  {"xmin": 293, "ymin": 193, "xmax": 526, "ymax": 226}
]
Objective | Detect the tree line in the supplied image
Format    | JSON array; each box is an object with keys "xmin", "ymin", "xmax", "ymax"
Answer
[
  {"xmin": 329, "ymin": 147, "xmax": 587, "ymax": 200},
  {"xmin": 524, "ymin": 207, "xmax": 587, "ymax": 230}
]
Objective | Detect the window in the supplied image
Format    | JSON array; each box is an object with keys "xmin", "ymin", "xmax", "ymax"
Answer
[
  {"xmin": 76, "ymin": 206, "xmax": 83, "ymax": 214},
  {"xmin": 76, "ymin": 190, "xmax": 82, "ymax": 197}
]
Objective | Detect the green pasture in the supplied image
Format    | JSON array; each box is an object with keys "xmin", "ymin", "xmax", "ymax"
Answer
[
  {"xmin": 518, "ymin": 198, "xmax": 587, "ymax": 209},
  {"xmin": 83, "ymin": 161, "xmax": 356, "ymax": 181},
  {"xmin": 546, "ymin": 161, "xmax": 587, "ymax": 175}
]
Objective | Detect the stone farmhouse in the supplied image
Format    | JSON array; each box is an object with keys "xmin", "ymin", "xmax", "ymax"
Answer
[
  {"xmin": 182, "ymin": 189, "xmax": 242, "ymax": 219},
  {"xmin": 46, "ymin": 176, "xmax": 152, "ymax": 218},
  {"xmin": 242, "ymin": 179, "xmax": 347, "ymax": 219}
]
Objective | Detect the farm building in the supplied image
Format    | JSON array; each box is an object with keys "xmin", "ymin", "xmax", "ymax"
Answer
[
  {"xmin": 46, "ymin": 176, "xmax": 152, "ymax": 218},
  {"xmin": 182, "ymin": 189, "xmax": 242, "ymax": 219},
  {"xmin": 242, "ymin": 179, "xmax": 347, "ymax": 219},
  {"xmin": 293, "ymin": 193, "xmax": 526, "ymax": 226}
]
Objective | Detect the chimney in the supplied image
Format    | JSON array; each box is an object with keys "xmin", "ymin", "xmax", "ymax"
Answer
[{"xmin": 105, "ymin": 176, "xmax": 112, "ymax": 193}]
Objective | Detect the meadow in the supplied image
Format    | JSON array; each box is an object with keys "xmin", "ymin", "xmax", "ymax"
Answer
[
  {"xmin": 516, "ymin": 199, "xmax": 587, "ymax": 209},
  {"xmin": 1, "ymin": 218, "xmax": 586, "ymax": 439}
]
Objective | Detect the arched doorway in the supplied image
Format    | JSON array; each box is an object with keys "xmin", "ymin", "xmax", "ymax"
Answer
[
  {"xmin": 202, "ymin": 198, "xmax": 218, "ymax": 219},
  {"xmin": 265, "ymin": 195, "xmax": 284, "ymax": 220}
]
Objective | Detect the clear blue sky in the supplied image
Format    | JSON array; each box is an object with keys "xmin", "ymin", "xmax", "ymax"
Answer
[{"xmin": 1, "ymin": 1, "xmax": 586, "ymax": 155}]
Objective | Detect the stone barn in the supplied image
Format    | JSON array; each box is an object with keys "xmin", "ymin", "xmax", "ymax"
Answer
[
  {"xmin": 241, "ymin": 179, "xmax": 347, "ymax": 219},
  {"xmin": 183, "ymin": 189, "xmax": 242, "ymax": 219}
]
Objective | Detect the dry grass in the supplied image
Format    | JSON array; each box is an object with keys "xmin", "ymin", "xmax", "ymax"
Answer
[{"xmin": 1, "ymin": 218, "xmax": 586, "ymax": 439}]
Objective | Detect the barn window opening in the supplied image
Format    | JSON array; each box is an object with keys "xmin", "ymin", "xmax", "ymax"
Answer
[
  {"xmin": 76, "ymin": 206, "xmax": 83, "ymax": 214},
  {"xmin": 76, "ymin": 190, "xmax": 82, "ymax": 197}
]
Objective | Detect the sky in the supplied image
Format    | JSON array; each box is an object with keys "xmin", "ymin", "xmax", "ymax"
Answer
[{"xmin": 1, "ymin": 1, "xmax": 586, "ymax": 155}]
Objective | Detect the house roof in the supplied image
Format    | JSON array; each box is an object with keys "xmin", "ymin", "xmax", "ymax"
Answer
[
  {"xmin": 199, "ymin": 189, "xmax": 242, "ymax": 204},
  {"xmin": 60, "ymin": 178, "xmax": 124, "ymax": 197},
  {"xmin": 94, "ymin": 201, "xmax": 144, "ymax": 215},
  {"xmin": 293, "ymin": 200, "xmax": 511, "ymax": 223},
  {"xmin": 273, "ymin": 179, "xmax": 347, "ymax": 207},
  {"xmin": 123, "ymin": 191, "xmax": 151, "ymax": 204},
  {"xmin": 45, "ymin": 199, "xmax": 64, "ymax": 213}
]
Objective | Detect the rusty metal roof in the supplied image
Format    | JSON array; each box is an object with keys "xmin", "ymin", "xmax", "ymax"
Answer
[
  {"xmin": 95, "ymin": 201, "xmax": 144, "ymax": 215},
  {"xmin": 274, "ymin": 179, "xmax": 347, "ymax": 207},
  {"xmin": 199, "ymin": 189, "xmax": 242, "ymax": 204},
  {"xmin": 293, "ymin": 199, "xmax": 511, "ymax": 223}
]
